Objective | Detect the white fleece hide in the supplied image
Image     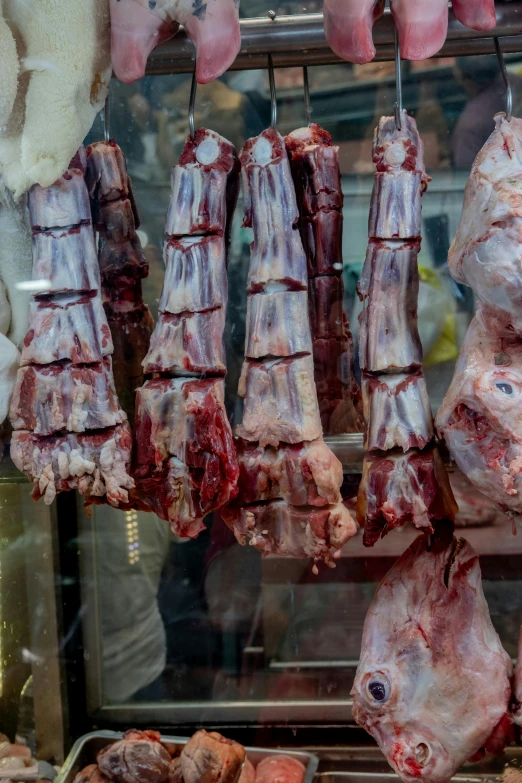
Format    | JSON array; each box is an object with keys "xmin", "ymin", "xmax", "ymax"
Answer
[
  {"xmin": 0, "ymin": 0, "xmax": 18, "ymax": 128},
  {"xmin": 0, "ymin": 0, "xmax": 111, "ymax": 197}
]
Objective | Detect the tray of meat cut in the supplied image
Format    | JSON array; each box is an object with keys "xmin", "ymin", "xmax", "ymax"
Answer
[{"xmin": 57, "ymin": 731, "xmax": 320, "ymax": 783}]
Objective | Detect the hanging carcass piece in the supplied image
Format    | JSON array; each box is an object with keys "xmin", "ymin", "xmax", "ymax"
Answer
[
  {"xmin": 352, "ymin": 533, "xmax": 513, "ymax": 783},
  {"xmin": 85, "ymin": 140, "xmax": 154, "ymax": 424},
  {"xmin": 357, "ymin": 112, "xmax": 456, "ymax": 546},
  {"xmin": 285, "ymin": 124, "xmax": 363, "ymax": 435},
  {"xmin": 223, "ymin": 128, "xmax": 357, "ymax": 569},
  {"xmin": 436, "ymin": 114, "xmax": 522, "ymax": 519},
  {"xmin": 134, "ymin": 129, "xmax": 240, "ymax": 537},
  {"xmin": 9, "ymin": 150, "xmax": 134, "ymax": 507}
]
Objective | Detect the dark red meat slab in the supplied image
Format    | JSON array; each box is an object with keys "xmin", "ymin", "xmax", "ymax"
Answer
[
  {"xmin": 134, "ymin": 377, "xmax": 239, "ymax": 536},
  {"xmin": 300, "ymin": 210, "xmax": 343, "ymax": 278},
  {"xmin": 308, "ymin": 275, "xmax": 345, "ymax": 340}
]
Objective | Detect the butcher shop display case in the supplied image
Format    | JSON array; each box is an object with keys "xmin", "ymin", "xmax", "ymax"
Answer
[{"xmin": 1, "ymin": 1, "xmax": 522, "ymax": 781}]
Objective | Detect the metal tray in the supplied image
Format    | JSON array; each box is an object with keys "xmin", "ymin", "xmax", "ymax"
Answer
[{"xmin": 56, "ymin": 731, "xmax": 319, "ymax": 783}]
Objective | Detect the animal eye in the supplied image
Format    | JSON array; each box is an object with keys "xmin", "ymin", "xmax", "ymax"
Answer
[
  {"xmin": 367, "ymin": 677, "xmax": 390, "ymax": 703},
  {"xmin": 496, "ymin": 382, "xmax": 514, "ymax": 395}
]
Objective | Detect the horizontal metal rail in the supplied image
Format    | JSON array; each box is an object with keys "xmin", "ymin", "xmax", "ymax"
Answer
[{"xmin": 146, "ymin": 3, "xmax": 522, "ymax": 75}]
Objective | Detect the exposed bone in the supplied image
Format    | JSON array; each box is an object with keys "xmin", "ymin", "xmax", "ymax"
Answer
[
  {"xmin": 237, "ymin": 354, "xmax": 322, "ymax": 447},
  {"xmin": 142, "ymin": 308, "xmax": 226, "ymax": 376},
  {"xmin": 10, "ymin": 357, "xmax": 125, "ymax": 436},
  {"xmin": 240, "ymin": 129, "xmax": 308, "ymax": 293},
  {"xmin": 160, "ymin": 236, "xmax": 227, "ymax": 315},
  {"xmin": 245, "ymin": 290, "xmax": 312, "ymax": 359},
  {"xmin": 358, "ymin": 240, "xmax": 422, "ymax": 373},
  {"xmin": 362, "ymin": 371, "xmax": 433, "ymax": 452},
  {"xmin": 21, "ymin": 295, "xmax": 112, "ymax": 366},
  {"xmin": 32, "ymin": 225, "xmax": 100, "ymax": 295}
]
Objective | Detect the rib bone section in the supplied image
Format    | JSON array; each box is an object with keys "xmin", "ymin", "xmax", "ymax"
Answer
[
  {"xmin": 133, "ymin": 128, "xmax": 239, "ymax": 534},
  {"xmin": 225, "ymin": 128, "xmax": 357, "ymax": 567},
  {"xmin": 10, "ymin": 151, "xmax": 133, "ymax": 507},
  {"xmin": 357, "ymin": 112, "xmax": 455, "ymax": 545}
]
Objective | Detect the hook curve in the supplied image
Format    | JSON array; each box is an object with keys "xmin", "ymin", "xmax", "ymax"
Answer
[
  {"xmin": 494, "ymin": 37, "xmax": 513, "ymax": 122},
  {"xmin": 189, "ymin": 60, "xmax": 197, "ymax": 139},
  {"xmin": 103, "ymin": 89, "xmax": 111, "ymax": 143},
  {"xmin": 394, "ymin": 27, "xmax": 403, "ymax": 131},
  {"xmin": 268, "ymin": 53, "xmax": 277, "ymax": 129},
  {"xmin": 303, "ymin": 65, "xmax": 312, "ymax": 126}
]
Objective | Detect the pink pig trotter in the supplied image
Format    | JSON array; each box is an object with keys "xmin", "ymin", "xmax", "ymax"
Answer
[
  {"xmin": 390, "ymin": 0, "xmax": 448, "ymax": 61},
  {"xmin": 109, "ymin": 0, "xmax": 240, "ymax": 84},
  {"xmin": 323, "ymin": 0, "xmax": 385, "ymax": 65},
  {"xmin": 452, "ymin": 0, "xmax": 496, "ymax": 31}
]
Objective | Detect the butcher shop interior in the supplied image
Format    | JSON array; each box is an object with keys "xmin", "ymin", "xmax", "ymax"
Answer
[{"xmin": 1, "ymin": 1, "xmax": 522, "ymax": 782}]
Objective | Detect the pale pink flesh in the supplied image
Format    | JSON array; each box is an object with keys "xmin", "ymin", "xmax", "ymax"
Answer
[
  {"xmin": 515, "ymin": 627, "xmax": 522, "ymax": 727},
  {"xmin": 452, "ymin": 0, "xmax": 496, "ymax": 31},
  {"xmin": 323, "ymin": 0, "xmax": 385, "ymax": 65},
  {"xmin": 184, "ymin": 0, "xmax": 241, "ymax": 84},
  {"xmin": 390, "ymin": 0, "xmax": 448, "ymax": 60},
  {"xmin": 109, "ymin": 0, "xmax": 178, "ymax": 84},
  {"xmin": 352, "ymin": 535, "xmax": 513, "ymax": 783}
]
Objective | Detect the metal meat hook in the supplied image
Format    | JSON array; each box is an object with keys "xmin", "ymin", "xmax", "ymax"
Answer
[
  {"xmin": 188, "ymin": 61, "xmax": 197, "ymax": 139},
  {"xmin": 494, "ymin": 37, "xmax": 513, "ymax": 122},
  {"xmin": 268, "ymin": 53, "xmax": 277, "ymax": 129},
  {"xmin": 303, "ymin": 65, "xmax": 312, "ymax": 126},
  {"xmin": 103, "ymin": 88, "xmax": 111, "ymax": 143},
  {"xmin": 394, "ymin": 26, "xmax": 403, "ymax": 131}
]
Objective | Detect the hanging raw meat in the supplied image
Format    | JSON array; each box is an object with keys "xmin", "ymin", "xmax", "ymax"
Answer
[
  {"xmin": 323, "ymin": 0, "xmax": 496, "ymax": 64},
  {"xmin": 352, "ymin": 532, "xmax": 513, "ymax": 783},
  {"xmin": 85, "ymin": 141, "xmax": 154, "ymax": 425},
  {"xmin": 323, "ymin": 0, "xmax": 385, "ymax": 65},
  {"xmin": 134, "ymin": 128, "xmax": 239, "ymax": 537},
  {"xmin": 515, "ymin": 629, "xmax": 522, "ymax": 729},
  {"xmin": 285, "ymin": 124, "xmax": 363, "ymax": 435},
  {"xmin": 110, "ymin": 0, "xmax": 241, "ymax": 84},
  {"xmin": 436, "ymin": 114, "xmax": 522, "ymax": 519},
  {"xmin": 9, "ymin": 150, "xmax": 134, "ymax": 507},
  {"xmin": 223, "ymin": 128, "xmax": 357, "ymax": 569},
  {"xmin": 357, "ymin": 112, "xmax": 456, "ymax": 546},
  {"xmin": 451, "ymin": 0, "xmax": 497, "ymax": 31}
]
